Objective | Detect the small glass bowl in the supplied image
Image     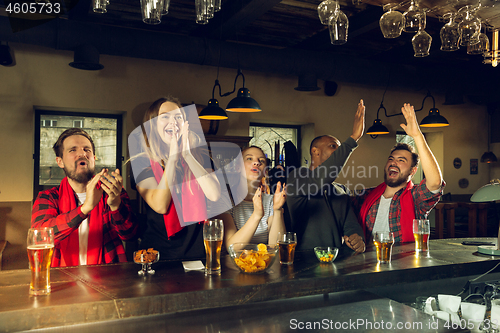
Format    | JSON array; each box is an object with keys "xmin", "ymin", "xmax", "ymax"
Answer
[
  {"xmin": 228, "ymin": 243, "xmax": 278, "ymax": 274},
  {"xmin": 133, "ymin": 250, "xmax": 160, "ymax": 276},
  {"xmin": 314, "ymin": 247, "xmax": 339, "ymax": 263}
]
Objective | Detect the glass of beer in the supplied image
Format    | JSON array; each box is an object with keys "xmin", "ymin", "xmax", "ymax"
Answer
[
  {"xmin": 203, "ymin": 219, "xmax": 224, "ymax": 275},
  {"xmin": 277, "ymin": 232, "xmax": 297, "ymax": 265},
  {"xmin": 413, "ymin": 219, "xmax": 430, "ymax": 252},
  {"xmin": 373, "ymin": 232, "xmax": 394, "ymax": 264},
  {"xmin": 27, "ymin": 227, "xmax": 55, "ymax": 296}
]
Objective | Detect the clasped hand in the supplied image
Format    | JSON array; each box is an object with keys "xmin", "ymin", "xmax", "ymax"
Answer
[
  {"xmin": 168, "ymin": 121, "xmax": 193, "ymax": 161},
  {"xmin": 82, "ymin": 168, "xmax": 123, "ymax": 214}
]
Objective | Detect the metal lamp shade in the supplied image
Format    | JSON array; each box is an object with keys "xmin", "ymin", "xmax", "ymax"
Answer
[
  {"xmin": 419, "ymin": 108, "xmax": 449, "ymax": 127},
  {"xmin": 226, "ymin": 88, "xmax": 261, "ymax": 112},
  {"xmin": 472, "ymin": 181, "xmax": 500, "ymax": 202},
  {"xmin": 481, "ymin": 151, "xmax": 498, "ymax": 163},
  {"xmin": 366, "ymin": 119, "xmax": 390, "ymax": 135},
  {"xmin": 199, "ymin": 99, "xmax": 228, "ymax": 120}
]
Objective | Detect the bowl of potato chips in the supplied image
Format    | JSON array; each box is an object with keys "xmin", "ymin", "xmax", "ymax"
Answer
[{"xmin": 228, "ymin": 243, "xmax": 278, "ymax": 274}]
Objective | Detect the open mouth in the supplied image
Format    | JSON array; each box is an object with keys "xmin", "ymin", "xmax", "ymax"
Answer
[
  {"xmin": 165, "ymin": 126, "xmax": 179, "ymax": 135},
  {"xmin": 76, "ymin": 159, "xmax": 88, "ymax": 168},
  {"xmin": 388, "ymin": 167, "xmax": 399, "ymax": 177},
  {"xmin": 251, "ymin": 167, "xmax": 260, "ymax": 173}
]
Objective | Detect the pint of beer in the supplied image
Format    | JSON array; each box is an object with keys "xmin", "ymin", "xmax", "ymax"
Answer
[
  {"xmin": 203, "ymin": 219, "xmax": 224, "ymax": 275},
  {"xmin": 277, "ymin": 232, "xmax": 297, "ymax": 265},
  {"xmin": 413, "ymin": 219, "xmax": 430, "ymax": 252},
  {"xmin": 373, "ymin": 232, "xmax": 394, "ymax": 263},
  {"xmin": 27, "ymin": 228, "xmax": 54, "ymax": 296}
]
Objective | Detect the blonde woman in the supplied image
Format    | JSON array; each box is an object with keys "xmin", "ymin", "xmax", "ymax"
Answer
[
  {"xmin": 217, "ymin": 146, "xmax": 286, "ymax": 250},
  {"xmin": 132, "ymin": 97, "xmax": 220, "ymax": 260}
]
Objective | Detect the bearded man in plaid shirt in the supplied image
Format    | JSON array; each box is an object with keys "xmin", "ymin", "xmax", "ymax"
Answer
[
  {"xmin": 31, "ymin": 128, "xmax": 138, "ymax": 267},
  {"xmin": 353, "ymin": 103, "xmax": 445, "ymax": 243}
]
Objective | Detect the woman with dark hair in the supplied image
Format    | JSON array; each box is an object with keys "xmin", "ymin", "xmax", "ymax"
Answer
[
  {"xmin": 217, "ymin": 146, "xmax": 286, "ymax": 250},
  {"xmin": 133, "ymin": 97, "xmax": 221, "ymax": 260}
]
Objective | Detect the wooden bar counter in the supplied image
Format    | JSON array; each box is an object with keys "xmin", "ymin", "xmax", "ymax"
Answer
[{"xmin": 1, "ymin": 238, "xmax": 500, "ymax": 332}]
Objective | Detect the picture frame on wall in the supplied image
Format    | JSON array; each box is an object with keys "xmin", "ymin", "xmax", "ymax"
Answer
[{"xmin": 470, "ymin": 159, "xmax": 478, "ymax": 175}]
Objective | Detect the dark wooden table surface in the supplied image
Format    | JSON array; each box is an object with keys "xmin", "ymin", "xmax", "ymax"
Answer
[{"xmin": 1, "ymin": 238, "xmax": 499, "ymax": 332}]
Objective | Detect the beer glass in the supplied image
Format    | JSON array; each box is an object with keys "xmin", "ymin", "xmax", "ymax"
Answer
[
  {"xmin": 413, "ymin": 219, "xmax": 430, "ymax": 252},
  {"xmin": 27, "ymin": 227, "xmax": 55, "ymax": 296},
  {"xmin": 277, "ymin": 232, "xmax": 297, "ymax": 265},
  {"xmin": 373, "ymin": 232, "xmax": 394, "ymax": 263},
  {"xmin": 203, "ymin": 219, "xmax": 223, "ymax": 275}
]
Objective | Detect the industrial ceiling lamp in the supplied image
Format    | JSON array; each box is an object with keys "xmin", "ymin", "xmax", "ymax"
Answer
[
  {"xmin": 480, "ymin": 109, "xmax": 497, "ymax": 163},
  {"xmin": 366, "ymin": 103, "xmax": 390, "ymax": 138},
  {"xmin": 416, "ymin": 91, "xmax": 449, "ymax": 127},
  {"xmin": 225, "ymin": 69, "xmax": 261, "ymax": 112},
  {"xmin": 199, "ymin": 80, "xmax": 228, "ymax": 120}
]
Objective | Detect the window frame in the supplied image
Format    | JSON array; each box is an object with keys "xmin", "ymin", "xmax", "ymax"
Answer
[
  {"xmin": 33, "ymin": 109, "xmax": 123, "ymax": 201},
  {"xmin": 249, "ymin": 122, "xmax": 301, "ymax": 167}
]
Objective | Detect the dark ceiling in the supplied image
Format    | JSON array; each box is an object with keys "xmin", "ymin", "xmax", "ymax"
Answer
[{"xmin": 1, "ymin": 0, "xmax": 500, "ymax": 99}]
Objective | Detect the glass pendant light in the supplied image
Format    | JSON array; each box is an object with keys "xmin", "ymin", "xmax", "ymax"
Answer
[
  {"xmin": 380, "ymin": 3, "xmax": 404, "ymax": 39},
  {"xmin": 403, "ymin": 0, "xmax": 425, "ymax": 33}
]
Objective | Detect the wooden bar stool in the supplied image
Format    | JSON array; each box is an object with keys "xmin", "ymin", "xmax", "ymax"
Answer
[
  {"xmin": 478, "ymin": 203, "xmax": 490, "ymax": 236},
  {"xmin": 434, "ymin": 203, "xmax": 445, "ymax": 239},
  {"xmin": 434, "ymin": 202, "xmax": 458, "ymax": 238}
]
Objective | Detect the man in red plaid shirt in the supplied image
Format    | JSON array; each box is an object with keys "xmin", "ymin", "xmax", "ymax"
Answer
[
  {"xmin": 353, "ymin": 103, "xmax": 444, "ymax": 243},
  {"xmin": 31, "ymin": 128, "xmax": 138, "ymax": 267}
]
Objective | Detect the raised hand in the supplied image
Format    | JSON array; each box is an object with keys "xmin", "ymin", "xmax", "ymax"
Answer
[
  {"xmin": 272, "ymin": 181, "xmax": 287, "ymax": 211},
  {"xmin": 81, "ymin": 169, "xmax": 105, "ymax": 215},
  {"xmin": 252, "ymin": 187, "xmax": 264, "ymax": 219},
  {"xmin": 351, "ymin": 99, "xmax": 365, "ymax": 141},
  {"xmin": 399, "ymin": 103, "xmax": 421, "ymax": 138},
  {"xmin": 100, "ymin": 168, "xmax": 123, "ymax": 211}
]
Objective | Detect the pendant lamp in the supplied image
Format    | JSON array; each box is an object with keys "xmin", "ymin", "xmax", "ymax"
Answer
[{"xmin": 226, "ymin": 69, "xmax": 261, "ymax": 112}]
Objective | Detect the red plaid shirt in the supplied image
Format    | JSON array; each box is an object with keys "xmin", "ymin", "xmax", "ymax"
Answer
[
  {"xmin": 351, "ymin": 179, "xmax": 445, "ymax": 242},
  {"xmin": 31, "ymin": 186, "xmax": 138, "ymax": 266}
]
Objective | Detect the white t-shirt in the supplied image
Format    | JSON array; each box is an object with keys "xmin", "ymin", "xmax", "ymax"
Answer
[
  {"xmin": 229, "ymin": 193, "xmax": 274, "ymax": 244},
  {"xmin": 372, "ymin": 187, "xmax": 442, "ymax": 234},
  {"xmin": 76, "ymin": 192, "xmax": 89, "ymax": 266},
  {"xmin": 371, "ymin": 196, "xmax": 392, "ymax": 235}
]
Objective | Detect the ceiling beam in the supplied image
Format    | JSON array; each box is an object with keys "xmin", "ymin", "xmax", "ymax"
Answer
[{"xmin": 191, "ymin": 0, "xmax": 283, "ymax": 40}]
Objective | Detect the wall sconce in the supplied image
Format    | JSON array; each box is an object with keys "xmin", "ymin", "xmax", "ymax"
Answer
[
  {"xmin": 199, "ymin": 79, "xmax": 228, "ymax": 120},
  {"xmin": 366, "ymin": 102, "xmax": 390, "ymax": 138}
]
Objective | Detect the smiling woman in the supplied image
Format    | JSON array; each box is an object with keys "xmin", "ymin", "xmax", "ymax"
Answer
[{"xmin": 130, "ymin": 96, "xmax": 221, "ymax": 260}]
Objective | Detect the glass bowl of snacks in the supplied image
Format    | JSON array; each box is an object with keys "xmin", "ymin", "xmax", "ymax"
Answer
[
  {"xmin": 314, "ymin": 247, "xmax": 339, "ymax": 263},
  {"xmin": 228, "ymin": 243, "xmax": 278, "ymax": 274},
  {"xmin": 133, "ymin": 248, "xmax": 160, "ymax": 276}
]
